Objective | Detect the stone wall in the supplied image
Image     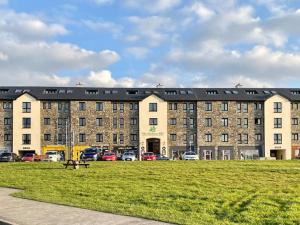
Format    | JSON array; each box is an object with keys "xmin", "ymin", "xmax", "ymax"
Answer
[{"xmin": 0, "ymin": 101, "xmax": 13, "ymax": 151}]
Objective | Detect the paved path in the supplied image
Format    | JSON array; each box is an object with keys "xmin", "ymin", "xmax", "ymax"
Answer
[{"xmin": 0, "ymin": 188, "xmax": 171, "ymax": 225}]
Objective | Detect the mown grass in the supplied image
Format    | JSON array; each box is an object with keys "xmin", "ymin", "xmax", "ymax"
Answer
[{"xmin": 0, "ymin": 161, "xmax": 300, "ymax": 225}]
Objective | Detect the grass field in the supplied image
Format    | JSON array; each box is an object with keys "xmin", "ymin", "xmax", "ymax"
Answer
[{"xmin": 0, "ymin": 161, "xmax": 300, "ymax": 225}]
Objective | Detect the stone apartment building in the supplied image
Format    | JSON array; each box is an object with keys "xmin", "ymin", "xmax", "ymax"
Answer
[{"xmin": 0, "ymin": 87, "xmax": 300, "ymax": 160}]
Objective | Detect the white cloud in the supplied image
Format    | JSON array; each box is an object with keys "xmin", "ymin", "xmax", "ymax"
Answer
[
  {"xmin": 186, "ymin": 2, "xmax": 215, "ymax": 21},
  {"xmin": 0, "ymin": 51, "xmax": 8, "ymax": 60},
  {"xmin": 126, "ymin": 47, "xmax": 149, "ymax": 59},
  {"xmin": 123, "ymin": 0, "xmax": 181, "ymax": 13}
]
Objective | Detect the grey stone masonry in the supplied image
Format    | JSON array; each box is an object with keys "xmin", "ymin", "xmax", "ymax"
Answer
[{"xmin": 0, "ymin": 101, "xmax": 13, "ymax": 151}]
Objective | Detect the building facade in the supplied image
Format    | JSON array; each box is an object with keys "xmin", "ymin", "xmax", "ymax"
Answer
[{"xmin": 0, "ymin": 87, "xmax": 300, "ymax": 160}]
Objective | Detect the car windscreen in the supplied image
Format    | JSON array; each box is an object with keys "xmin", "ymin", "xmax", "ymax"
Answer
[
  {"xmin": 185, "ymin": 152, "xmax": 196, "ymax": 155},
  {"xmin": 144, "ymin": 153, "xmax": 153, "ymax": 156},
  {"xmin": 104, "ymin": 153, "xmax": 114, "ymax": 156},
  {"xmin": 84, "ymin": 149, "xmax": 97, "ymax": 154},
  {"xmin": 46, "ymin": 152, "xmax": 56, "ymax": 155},
  {"xmin": 24, "ymin": 153, "xmax": 34, "ymax": 157}
]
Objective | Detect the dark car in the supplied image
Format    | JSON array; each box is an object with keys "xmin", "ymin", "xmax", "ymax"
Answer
[
  {"xmin": 157, "ymin": 155, "xmax": 171, "ymax": 161},
  {"xmin": 81, "ymin": 148, "xmax": 101, "ymax": 161},
  {"xmin": 0, "ymin": 152, "xmax": 20, "ymax": 162}
]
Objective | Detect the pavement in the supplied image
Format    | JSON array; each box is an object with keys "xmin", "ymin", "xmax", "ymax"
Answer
[{"xmin": 0, "ymin": 188, "xmax": 171, "ymax": 225}]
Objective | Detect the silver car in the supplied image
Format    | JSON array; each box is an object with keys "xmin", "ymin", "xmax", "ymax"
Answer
[
  {"xmin": 121, "ymin": 152, "xmax": 136, "ymax": 161},
  {"xmin": 182, "ymin": 151, "xmax": 199, "ymax": 160}
]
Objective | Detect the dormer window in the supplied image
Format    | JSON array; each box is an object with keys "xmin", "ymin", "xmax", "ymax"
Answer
[
  {"xmin": 104, "ymin": 90, "xmax": 111, "ymax": 94},
  {"xmin": 246, "ymin": 90, "xmax": 258, "ymax": 95},
  {"xmin": 112, "ymin": 90, "xmax": 118, "ymax": 94},
  {"xmin": 86, "ymin": 89, "xmax": 98, "ymax": 95},
  {"xmin": 15, "ymin": 89, "xmax": 22, "ymax": 93},
  {"xmin": 58, "ymin": 89, "xmax": 66, "ymax": 94},
  {"xmin": 44, "ymin": 89, "xmax": 57, "ymax": 94},
  {"xmin": 291, "ymin": 90, "xmax": 300, "ymax": 95},
  {"xmin": 206, "ymin": 90, "xmax": 218, "ymax": 95},
  {"xmin": 23, "ymin": 89, "xmax": 31, "ymax": 93},
  {"xmin": 67, "ymin": 90, "xmax": 73, "ymax": 94},
  {"xmin": 0, "ymin": 89, "xmax": 9, "ymax": 94},
  {"xmin": 165, "ymin": 90, "xmax": 177, "ymax": 95},
  {"xmin": 127, "ymin": 90, "xmax": 138, "ymax": 95}
]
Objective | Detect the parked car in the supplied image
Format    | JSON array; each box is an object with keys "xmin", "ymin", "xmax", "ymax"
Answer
[
  {"xmin": 122, "ymin": 152, "xmax": 136, "ymax": 161},
  {"xmin": 81, "ymin": 148, "xmax": 101, "ymax": 161},
  {"xmin": 45, "ymin": 151, "xmax": 61, "ymax": 162},
  {"xmin": 182, "ymin": 151, "xmax": 199, "ymax": 160},
  {"xmin": 157, "ymin": 155, "xmax": 171, "ymax": 161},
  {"xmin": 21, "ymin": 153, "xmax": 35, "ymax": 162},
  {"xmin": 142, "ymin": 152, "xmax": 157, "ymax": 161},
  {"xmin": 102, "ymin": 152, "xmax": 117, "ymax": 161},
  {"xmin": 0, "ymin": 152, "xmax": 20, "ymax": 162}
]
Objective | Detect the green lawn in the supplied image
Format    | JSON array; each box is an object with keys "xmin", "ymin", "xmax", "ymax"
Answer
[{"xmin": 0, "ymin": 161, "xmax": 300, "ymax": 225}]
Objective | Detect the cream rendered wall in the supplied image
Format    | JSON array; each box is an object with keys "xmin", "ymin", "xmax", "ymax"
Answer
[
  {"xmin": 139, "ymin": 95, "xmax": 168, "ymax": 155},
  {"xmin": 264, "ymin": 95, "xmax": 291, "ymax": 159},
  {"xmin": 13, "ymin": 93, "xmax": 41, "ymax": 154}
]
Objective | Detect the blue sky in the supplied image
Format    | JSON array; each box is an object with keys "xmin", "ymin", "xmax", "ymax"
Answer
[{"xmin": 0, "ymin": 0, "xmax": 300, "ymax": 87}]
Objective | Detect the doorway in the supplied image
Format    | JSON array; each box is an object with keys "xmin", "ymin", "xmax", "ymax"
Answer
[
  {"xmin": 147, "ymin": 138, "xmax": 160, "ymax": 154},
  {"xmin": 270, "ymin": 150, "xmax": 285, "ymax": 160}
]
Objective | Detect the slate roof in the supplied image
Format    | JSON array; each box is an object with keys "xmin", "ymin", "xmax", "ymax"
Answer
[{"xmin": 0, "ymin": 86, "xmax": 300, "ymax": 101}]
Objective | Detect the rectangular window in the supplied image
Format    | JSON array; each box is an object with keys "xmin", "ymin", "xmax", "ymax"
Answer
[
  {"xmin": 169, "ymin": 103, "xmax": 177, "ymax": 110},
  {"xmin": 3, "ymin": 102, "xmax": 12, "ymax": 110},
  {"xmin": 292, "ymin": 118, "xmax": 298, "ymax": 125},
  {"xmin": 79, "ymin": 133, "xmax": 86, "ymax": 142},
  {"xmin": 43, "ymin": 102, "xmax": 51, "ymax": 109},
  {"xmin": 120, "ymin": 118, "xmax": 124, "ymax": 129},
  {"xmin": 183, "ymin": 103, "xmax": 188, "ymax": 111},
  {"xmin": 129, "ymin": 103, "xmax": 138, "ymax": 110},
  {"xmin": 243, "ymin": 118, "xmax": 248, "ymax": 128},
  {"xmin": 190, "ymin": 118, "xmax": 195, "ymax": 128},
  {"xmin": 79, "ymin": 118, "xmax": 86, "ymax": 126},
  {"xmin": 183, "ymin": 118, "xmax": 187, "ymax": 127},
  {"xmin": 96, "ymin": 133, "xmax": 103, "ymax": 142},
  {"xmin": 205, "ymin": 133, "xmax": 212, "ymax": 142},
  {"xmin": 274, "ymin": 102, "xmax": 282, "ymax": 113},
  {"xmin": 292, "ymin": 103, "xmax": 299, "ymax": 110},
  {"xmin": 113, "ymin": 103, "xmax": 118, "ymax": 112},
  {"xmin": 242, "ymin": 103, "xmax": 248, "ymax": 113},
  {"xmin": 113, "ymin": 117, "xmax": 117, "ymax": 128},
  {"xmin": 274, "ymin": 133, "xmax": 282, "ymax": 144},
  {"xmin": 96, "ymin": 102, "xmax": 104, "ymax": 111},
  {"xmin": 222, "ymin": 118, "xmax": 228, "ymax": 127},
  {"xmin": 237, "ymin": 118, "xmax": 242, "ymax": 127},
  {"xmin": 243, "ymin": 134, "xmax": 248, "ymax": 144},
  {"xmin": 113, "ymin": 134, "xmax": 117, "ymax": 144},
  {"xmin": 169, "ymin": 118, "xmax": 177, "ymax": 125},
  {"xmin": 237, "ymin": 103, "xmax": 241, "ymax": 113},
  {"xmin": 255, "ymin": 133, "xmax": 262, "ymax": 141},
  {"xmin": 4, "ymin": 117, "xmax": 12, "ymax": 125},
  {"xmin": 22, "ymin": 134, "xmax": 31, "ymax": 145},
  {"xmin": 170, "ymin": 134, "xmax": 177, "ymax": 141},
  {"xmin": 96, "ymin": 118, "xmax": 103, "ymax": 126},
  {"xmin": 44, "ymin": 118, "xmax": 50, "ymax": 125},
  {"xmin": 22, "ymin": 118, "xmax": 31, "ymax": 128},
  {"xmin": 44, "ymin": 134, "xmax": 51, "ymax": 141},
  {"xmin": 58, "ymin": 118, "xmax": 64, "ymax": 126},
  {"xmin": 130, "ymin": 117, "xmax": 137, "ymax": 126},
  {"xmin": 130, "ymin": 134, "xmax": 138, "ymax": 141},
  {"xmin": 149, "ymin": 118, "xmax": 158, "ymax": 125},
  {"xmin": 221, "ymin": 102, "xmax": 228, "ymax": 111},
  {"xmin": 149, "ymin": 103, "xmax": 157, "ymax": 112},
  {"xmin": 58, "ymin": 134, "xmax": 66, "ymax": 144},
  {"xmin": 79, "ymin": 102, "xmax": 86, "ymax": 111},
  {"xmin": 254, "ymin": 103, "xmax": 262, "ymax": 110},
  {"xmin": 189, "ymin": 103, "xmax": 195, "ymax": 112},
  {"xmin": 292, "ymin": 133, "xmax": 299, "ymax": 141},
  {"xmin": 221, "ymin": 134, "xmax": 229, "ymax": 142},
  {"xmin": 120, "ymin": 103, "xmax": 124, "ymax": 113},
  {"xmin": 255, "ymin": 118, "xmax": 262, "ymax": 125},
  {"xmin": 205, "ymin": 118, "xmax": 212, "ymax": 127},
  {"xmin": 205, "ymin": 102, "xmax": 212, "ymax": 111},
  {"xmin": 4, "ymin": 134, "xmax": 12, "ymax": 141},
  {"xmin": 238, "ymin": 134, "xmax": 242, "ymax": 144},
  {"xmin": 22, "ymin": 102, "xmax": 31, "ymax": 113},
  {"xmin": 274, "ymin": 118, "xmax": 282, "ymax": 128}
]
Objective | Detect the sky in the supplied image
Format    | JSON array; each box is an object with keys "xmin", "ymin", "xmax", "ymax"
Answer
[{"xmin": 1, "ymin": 0, "xmax": 300, "ymax": 88}]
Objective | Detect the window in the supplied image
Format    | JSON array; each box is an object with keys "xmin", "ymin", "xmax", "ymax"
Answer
[
  {"xmin": 165, "ymin": 90, "xmax": 177, "ymax": 95},
  {"xmin": 205, "ymin": 102, "xmax": 212, "ymax": 111},
  {"xmin": 58, "ymin": 134, "xmax": 66, "ymax": 144},
  {"xmin": 205, "ymin": 118, "xmax": 212, "ymax": 127},
  {"xmin": 96, "ymin": 133, "xmax": 103, "ymax": 142},
  {"xmin": 183, "ymin": 103, "xmax": 188, "ymax": 111},
  {"xmin": 221, "ymin": 102, "xmax": 228, "ymax": 111},
  {"xmin": 205, "ymin": 133, "xmax": 212, "ymax": 142},
  {"xmin": 79, "ymin": 133, "xmax": 86, "ymax": 142},
  {"xmin": 79, "ymin": 118, "xmax": 86, "ymax": 126},
  {"xmin": 221, "ymin": 134, "xmax": 229, "ymax": 142},
  {"xmin": 85, "ymin": 89, "xmax": 98, "ymax": 95},
  {"xmin": 189, "ymin": 103, "xmax": 195, "ymax": 112},
  {"xmin": 44, "ymin": 134, "xmax": 51, "ymax": 141},
  {"xmin": 237, "ymin": 118, "xmax": 242, "ymax": 127},
  {"xmin": 58, "ymin": 118, "xmax": 65, "ymax": 126},
  {"xmin": 169, "ymin": 103, "xmax": 177, "ymax": 110},
  {"xmin": 237, "ymin": 103, "xmax": 241, "ymax": 113},
  {"xmin": 4, "ymin": 118, "xmax": 12, "ymax": 125},
  {"xmin": 243, "ymin": 134, "xmax": 248, "ymax": 144},
  {"xmin": 170, "ymin": 134, "xmax": 177, "ymax": 141},
  {"xmin": 183, "ymin": 118, "xmax": 187, "ymax": 127},
  {"xmin": 96, "ymin": 102, "xmax": 103, "ymax": 111},
  {"xmin": 190, "ymin": 118, "xmax": 195, "ymax": 128},
  {"xmin": 130, "ymin": 134, "xmax": 138, "ymax": 141},
  {"xmin": 254, "ymin": 103, "xmax": 262, "ymax": 110},
  {"xmin": 44, "ymin": 118, "xmax": 50, "ymax": 125},
  {"xmin": 120, "ymin": 118, "xmax": 124, "ymax": 129},
  {"xmin": 222, "ymin": 118, "xmax": 228, "ymax": 127},
  {"xmin": 169, "ymin": 118, "xmax": 177, "ymax": 125},
  {"xmin": 292, "ymin": 103, "xmax": 299, "ymax": 110},
  {"xmin": 22, "ymin": 118, "xmax": 31, "ymax": 128},
  {"xmin": 3, "ymin": 102, "xmax": 12, "ymax": 110},
  {"xmin": 206, "ymin": 90, "xmax": 218, "ymax": 95},
  {"xmin": 255, "ymin": 133, "xmax": 262, "ymax": 141},
  {"xmin": 22, "ymin": 102, "xmax": 31, "ymax": 113},
  {"xmin": 129, "ymin": 103, "xmax": 138, "ymax": 110},
  {"xmin": 130, "ymin": 118, "xmax": 137, "ymax": 126},
  {"xmin": 246, "ymin": 90, "xmax": 258, "ymax": 95},
  {"xmin": 120, "ymin": 103, "xmax": 124, "ymax": 113},
  {"xmin": 22, "ymin": 134, "xmax": 31, "ymax": 145},
  {"xmin": 274, "ymin": 102, "xmax": 282, "ymax": 113},
  {"xmin": 113, "ymin": 117, "xmax": 117, "ymax": 128},
  {"xmin": 243, "ymin": 118, "xmax": 248, "ymax": 128},
  {"xmin": 242, "ymin": 103, "xmax": 248, "ymax": 113},
  {"xmin": 43, "ymin": 102, "xmax": 51, "ymax": 109},
  {"xmin": 274, "ymin": 133, "xmax": 282, "ymax": 144},
  {"xmin": 255, "ymin": 118, "xmax": 262, "ymax": 125},
  {"xmin": 96, "ymin": 118, "xmax": 103, "ymax": 126},
  {"xmin": 238, "ymin": 134, "xmax": 242, "ymax": 144},
  {"xmin": 113, "ymin": 103, "xmax": 118, "ymax": 112},
  {"xmin": 149, "ymin": 103, "xmax": 157, "ymax": 112},
  {"xmin": 79, "ymin": 102, "xmax": 86, "ymax": 111},
  {"xmin": 113, "ymin": 134, "xmax": 117, "ymax": 144},
  {"xmin": 58, "ymin": 102, "xmax": 69, "ymax": 112},
  {"xmin": 127, "ymin": 90, "xmax": 138, "ymax": 95},
  {"xmin": 149, "ymin": 118, "xmax": 158, "ymax": 125},
  {"xmin": 292, "ymin": 133, "xmax": 299, "ymax": 141},
  {"xmin": 292, "ymin": 118, "xmax": 298, "ymax": 125},
  {"xmin": 274, "ymin": 118, "xmax": 282, "ymax": 128},
  {"xmin": 4, "ymin": 134, "xmax": 12, "ymax": 141}
]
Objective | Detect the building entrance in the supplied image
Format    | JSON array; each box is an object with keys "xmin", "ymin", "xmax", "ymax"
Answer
[{"xmin": 147, "ymin": 138, "xmax": 160, "ymax": 154}]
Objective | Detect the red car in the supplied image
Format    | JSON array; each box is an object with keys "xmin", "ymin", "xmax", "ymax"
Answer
[
  {"xmin": 21, "ymin": 153, "xmax": 35, "ymax": 162},
  {"xmin": 142, "ymin": 152, "xmax": 157, "ymax": 161},
  {"xmin": 102, "ymin": 152, "xmax": 117, "ymax": 161}
]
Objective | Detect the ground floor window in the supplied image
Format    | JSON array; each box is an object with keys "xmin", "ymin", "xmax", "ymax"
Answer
[
  {"xmin": 221, "ymin": 150, "xmax": 231, "ymax": 160},
  {"xmin": 240, "ymin": 150, "xmax": 259, "ymax": 160},
  {"xmin": 203, "ymin": 150, "xmax": 213, "ymax": 160}
]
